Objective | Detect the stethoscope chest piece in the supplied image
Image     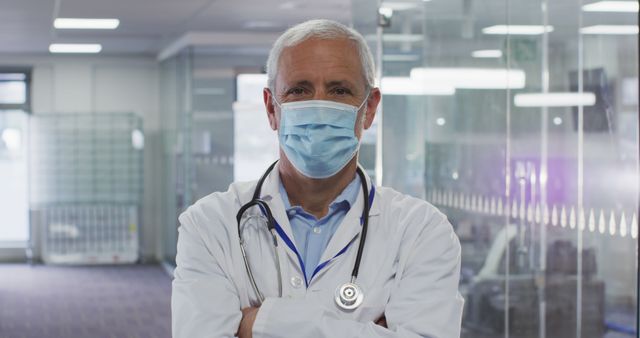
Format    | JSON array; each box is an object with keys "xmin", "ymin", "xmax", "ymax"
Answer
[{"xmin": 335, "ymin": 282, "xmax": 364, "ymax": 310}]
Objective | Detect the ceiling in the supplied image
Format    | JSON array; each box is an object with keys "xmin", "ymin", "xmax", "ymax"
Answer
[
  {"xmin": 0, "ymin": 0, "xmax": 352, "ymax": 55},
  {"xmin": 0, "ymin": 0, "xmax": 635, "ymax": 57}
]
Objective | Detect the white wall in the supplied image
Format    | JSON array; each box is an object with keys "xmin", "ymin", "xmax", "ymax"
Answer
[{"xmin": 0, "ymin": 54, "xmax": 162, "ymax": 262}]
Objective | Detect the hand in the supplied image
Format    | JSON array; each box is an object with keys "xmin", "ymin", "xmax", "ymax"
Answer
[
  {"xmin": 237, "ymin": 307, "xmax": 259, "ymax": 338},
  {"xmin": 375, "ymin": 315, "xmax": 387, "ymax": 328}
]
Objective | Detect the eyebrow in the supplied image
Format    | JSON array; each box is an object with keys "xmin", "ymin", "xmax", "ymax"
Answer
[
  {"xmin": 283, "ymin": 79, "xmax": 358, "ymax": 92},
  {"xmin": 326, "ymin": 80, "xmax": 356, "ymax": 89},
  {"xmin": 287, "ymin": 80, "xmax": 355, "ymax": 88},
  {"xmin": 287, "ymin": 80, "xmax": 314, "ymax": 89}
]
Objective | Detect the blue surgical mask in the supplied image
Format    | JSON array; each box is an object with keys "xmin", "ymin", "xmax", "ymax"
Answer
[{"xmin": 275, "ymin": 96, "xmax": 369, "ymax": 179}]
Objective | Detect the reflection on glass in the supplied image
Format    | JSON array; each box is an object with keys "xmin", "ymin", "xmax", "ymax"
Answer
[{"xmin": 355, "ymin": 0, "xmax": 638, "ymax": 336}]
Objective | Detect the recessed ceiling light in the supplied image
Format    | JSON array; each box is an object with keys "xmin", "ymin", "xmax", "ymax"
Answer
[
  {"xmin": 382, "ymin": 54, "xmax": 421, "ymax": 62},
  {"xmin": 514, "ymin": 92, "xmax": 596, "ymax": 107},
  {"xmin": 380, "ymin": 2, "xmax": 420, "ymax": 11},
  {"xmin": 54, "ymin": 18, "xmax": 120, "ymax": 30},
  {"xmin": 482, "ymin": 25, "xmax": 554, "ymax": 35},
  {"xmin": 410, "ymin": 68, "xmax": 526, "ymax": 89},
  {"xmin": 381, "ymin": 77, "xmax": 455, "ymax": 96},
  {"xmin": 580, "ymin": 25, "xmax": 639, "ymax": 34},
  {"xmin": 366, "ymin": 34, "xmax": 423, "ymax": 42},
  {"xmin": 471, "ymin": 49, "xmax": 503, "ymax": 58},
  {"xmin": 49, "ymin": 44, "xmax": 102, "ymax": 54},
  {"xmin": 583, "ymin": 1, "xmax": 638, "ymax": 12}
]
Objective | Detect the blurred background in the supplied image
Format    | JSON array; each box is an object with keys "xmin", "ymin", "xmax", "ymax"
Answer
[{"xmin": 0, "ymin": 0, "xmax": 637, "ymax": 337}]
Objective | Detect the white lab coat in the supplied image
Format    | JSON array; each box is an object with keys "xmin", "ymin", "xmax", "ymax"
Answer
[{"xmin": 172, "ymin": 164, "xmax": 464, "ymax": 338}]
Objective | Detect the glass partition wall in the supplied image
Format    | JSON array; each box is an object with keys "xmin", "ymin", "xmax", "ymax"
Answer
[
  {"xmin": 159, "ymin": 47, "xmax": 266, "ymax": 264},
  {"xmin": 354, "ymin": 0, "xmax": 638, "ymax": 337}
]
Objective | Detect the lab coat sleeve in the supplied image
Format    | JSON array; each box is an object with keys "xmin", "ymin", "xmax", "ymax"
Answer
[
  {"xmin": 171, "ymin": 210, "xmax": 242, "ymax": 338},
  {"xmin": 252, "ymin": 212, "xmax": 464, "ymax": 338}
]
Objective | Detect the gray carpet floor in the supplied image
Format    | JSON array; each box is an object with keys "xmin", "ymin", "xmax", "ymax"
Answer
[{"xmin": 0, "ymin": 264, "xmax": 172, "ymax": 338}]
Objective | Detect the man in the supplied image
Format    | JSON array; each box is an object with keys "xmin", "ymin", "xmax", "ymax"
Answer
[{"xmin": 172, "ymin": 19, "xmax": 463, "ymax": 338}]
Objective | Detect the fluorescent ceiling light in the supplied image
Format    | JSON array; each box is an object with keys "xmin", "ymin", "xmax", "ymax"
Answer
[
  {"xmin": 514, "ymin": 92, "xmax": 596, "ymax": 107},
  {"xmin": 583, "ymin": 1, "xmax": 639, "ymax": 12},
  {"xmin": 482, "ymin": 25, "xmax": 554, "ymax": 35},
  {"xmin": 381, "ymin": 77, "xmax": 455, "ymax": 96},
  {"xmin": 580, "ymin": 25, "xmax": 639, "ymax": 34},
  {"xmin": 49, "ymin": 44, "xmax": 102, "ymax": 54},
  {"xmin": 54, "ymin": 18, "xmax": 120, "ymax": 29},
  {"xmin": 472, "ymin": 49, "xmax": 503, "ymax": 58},
  {"xmin": 382, "ymin": 34, "xmax": 422, "ymax": 42},
  {"xmin": 382, "ymin": 54, "xmax": 421, "ymax": 62},
  {"xmin": 380, "ymin": 2, "xmax": 420, "ymax": 11},
  {"xmin": 410, "ymin": 68, "xmax": 526, "ymax": 89},
  {"xmin": 366, "ymin": 34, "xmax": 423, "ymax": 43}
]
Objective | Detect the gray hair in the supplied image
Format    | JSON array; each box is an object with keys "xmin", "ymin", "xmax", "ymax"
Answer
[{"xmin": 266, "ymin": 19, "xmax": 375, "ymax": 93}]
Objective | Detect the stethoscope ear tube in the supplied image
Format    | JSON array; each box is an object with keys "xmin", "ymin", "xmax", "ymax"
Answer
[
  {"xmin": 350, "ymin": 167, "xmax": 370, "ymax": 282},
  {"xmin": 236, "ymin": 160, "xmax": 281, "ymax": 304}
]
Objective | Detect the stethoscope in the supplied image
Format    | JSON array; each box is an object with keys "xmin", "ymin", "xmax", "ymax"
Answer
[{"xmin": 236, "ymin": 160, "xmax": 372, "ymax": 311}]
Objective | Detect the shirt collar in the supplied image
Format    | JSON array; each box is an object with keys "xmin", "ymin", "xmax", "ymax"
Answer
[{"xmin": 279, "ymin": 174, "xmax": 362, "ymax": 212}]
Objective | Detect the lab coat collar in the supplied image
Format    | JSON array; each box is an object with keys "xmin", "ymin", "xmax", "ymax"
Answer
[
  {"xmin": 258, "ymin": 161, "xmax": 380, "ymax": 217},
  {"xmin": 258, "ymin": 161, "xmax": 380, "ymax": 284}
]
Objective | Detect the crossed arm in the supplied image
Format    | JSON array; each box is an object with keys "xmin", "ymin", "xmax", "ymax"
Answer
[
  {"xmin": 237, "ymin": 306, "xmax": 388, "ymax": 338},
  {"xmin": 172, "ymin": 212, "xmax": 463, "ymax": 338}
]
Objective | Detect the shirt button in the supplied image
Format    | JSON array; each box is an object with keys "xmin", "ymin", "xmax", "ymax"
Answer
[
  {"xmin": 313, "ymin": 226, "xmax": 321, "ymax": 234},
  {"xmin": 287, "ymin": 210, "xmax": 296, "ymax": 217},
  {"xmin": 290, "ymin": 276, "xmax": 303, "ymax": 288}
]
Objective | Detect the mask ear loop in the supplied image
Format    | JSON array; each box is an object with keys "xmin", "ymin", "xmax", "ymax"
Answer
[
  {"xmin": 269, "ymin": 89, "xmax": 283, "ymax": 109},
  {"xmin": 354, "ymin": 91, "xmax": 371, "ymax": 135},
  {"xmin": 356, "ymin": 90, "xmax": 371, "ymax": 114}
]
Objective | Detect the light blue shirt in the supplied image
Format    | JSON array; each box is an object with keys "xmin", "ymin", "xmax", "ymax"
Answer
[{"xmin": 279, "ymin": 175, "xmax": 361, "ymax": 282}]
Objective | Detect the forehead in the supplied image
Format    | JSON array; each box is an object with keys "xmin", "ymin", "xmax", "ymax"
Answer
[{"xmin": 276, "ymin": 38, "xmax": 364, "ymax": 88}]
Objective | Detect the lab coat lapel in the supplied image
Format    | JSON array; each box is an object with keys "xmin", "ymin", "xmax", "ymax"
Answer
[
  {"xmin": 317, "ymin": 167, "xmax": 380, "ymax": 270},
  {"xmin": 258, "ymin": 163, "xmax": 304, "ymax": 272}
]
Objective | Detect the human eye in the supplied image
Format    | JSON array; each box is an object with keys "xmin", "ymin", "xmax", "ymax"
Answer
[
  {"xmin": 286, "ymin": 87, "xmax": 307, "ymax": 97},
  {"xmin": 331, "ymin": 87, "xmax": 353, "ymax": 96}
]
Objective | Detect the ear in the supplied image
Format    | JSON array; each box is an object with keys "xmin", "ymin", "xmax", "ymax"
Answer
[
  {"xmin": 363, "ymin": 87, "xmax": 381, "ymax": 130},
  {"xmin": 264, "ymin": 88, "xmax": 278, "ymax": 131}
]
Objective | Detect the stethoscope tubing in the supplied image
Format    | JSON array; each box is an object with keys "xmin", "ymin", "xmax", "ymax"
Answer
[{"xmin": 236, "ymin": 160, "xmax": 370, "ymax": 308}]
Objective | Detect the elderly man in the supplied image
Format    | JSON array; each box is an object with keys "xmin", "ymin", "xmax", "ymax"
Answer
[{"xmin": 172, "ymin": 19, "xmax": 463, "ymax": 338}]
